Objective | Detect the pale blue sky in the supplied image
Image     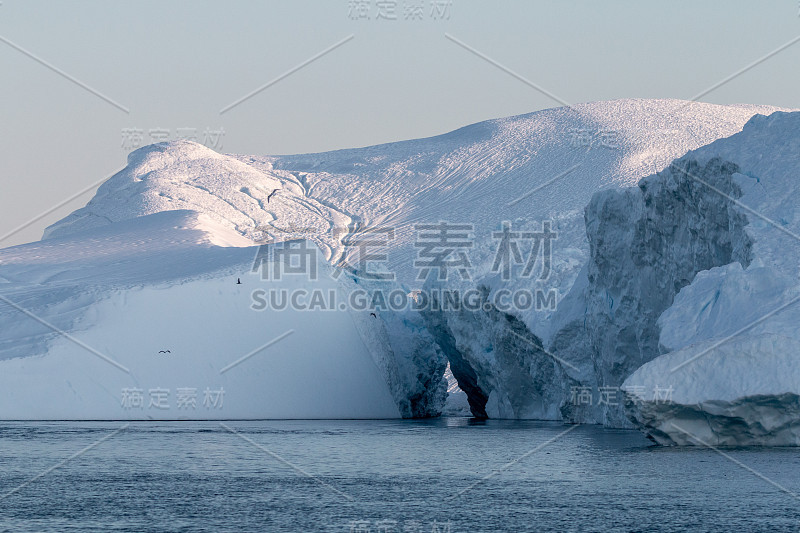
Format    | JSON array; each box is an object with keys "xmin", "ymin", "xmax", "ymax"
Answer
[{"xmin": 1, "ymin": 0, "xmax": 799, "ymax": 246}]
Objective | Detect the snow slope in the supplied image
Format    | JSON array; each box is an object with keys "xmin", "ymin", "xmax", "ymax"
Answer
[
  {"xmin": 0, "ymin": 211, "xmax": 401, "ymax": 419},
  {"xmin": 47, "ymin": 99, "xmax": 787, "ymax": 295},
  {"xmin": 261, "ymin": 99, "xmax": 785, "ymax": 290},
  {"xmin": 1, "ymin": 98, "xmax": 792, "ymax": 420}
]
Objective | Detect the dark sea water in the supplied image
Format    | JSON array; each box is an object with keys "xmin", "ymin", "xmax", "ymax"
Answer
[{"xmin": 1, "ymin": 419, "xmax": 799, "ymax": 532}]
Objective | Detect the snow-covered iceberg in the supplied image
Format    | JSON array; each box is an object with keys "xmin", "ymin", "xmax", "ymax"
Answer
[{"xmin": 0, "ymin": 98, "xmax": 792, "ymax": 420}]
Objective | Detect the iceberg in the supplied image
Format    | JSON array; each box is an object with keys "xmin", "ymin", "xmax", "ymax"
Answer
[{"xmin": 0, "ymin": 99, "xmax": 792, "ymax": 420}]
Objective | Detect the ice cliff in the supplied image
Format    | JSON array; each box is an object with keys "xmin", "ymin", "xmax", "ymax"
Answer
[
  {"xmin": 554, "ymin": 157, "xmax": 754, "ymax": 427},
  {"xmin": 616, "ymin": 111, "xmax": 800, "ymax": 444}
]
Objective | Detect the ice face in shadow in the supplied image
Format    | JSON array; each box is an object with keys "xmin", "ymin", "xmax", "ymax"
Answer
[
  {"xmin": 549, "ymin": 158, "xmax": 753, "ymax": 427},
  {"xmin": 614, "ymin": 111, "xmax": 800, "ymax": 443},
  {"xmin": 420, "ymin": 285, "xmax": 570, "ymax": 419}
]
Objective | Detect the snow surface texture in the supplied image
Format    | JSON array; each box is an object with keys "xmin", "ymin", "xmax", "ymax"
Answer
[
  {"xmin": 616, "ymin": 111, "xmax": 800, "ymax": 444},
  {"xmin": 1, "ymin": 99, "xmax": 791, "ymax": 420}
]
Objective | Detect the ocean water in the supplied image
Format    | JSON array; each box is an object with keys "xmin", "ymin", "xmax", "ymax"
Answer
[{"xmin": 1, "ymin": 419, "xmax": 799, "ymax": 532}]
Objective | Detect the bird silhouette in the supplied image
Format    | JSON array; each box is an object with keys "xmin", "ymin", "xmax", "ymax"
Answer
[
  {"xmin": 267, "ymin": 190, "xmax": 278, "ymax": 203},
  {"xmin": 236, "ymin": 278, "xmax": 242, "ymax": 285},
  {"xmin": 370, "ymin": 313, "xmax": 377, "ymax": 318},
  {"xmin": 158, "ymin": 350, "xmax": 171, "ymax": 354}
]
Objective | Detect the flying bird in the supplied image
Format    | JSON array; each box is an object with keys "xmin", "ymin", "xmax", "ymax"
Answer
[
  {"xmin": 370, "ymin": 313, "xmax": 377, "ymax": 318},
  {"xmin": 236, "ymin": 278, "xmax": 242, "ymax": 285},
  {"xmin": 158, "ymin": 350, "xmax": 171, "ymax": 354},
  {"xmin": 267, "ymin": 189, "xmax": 278, "ymax": 203}
]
